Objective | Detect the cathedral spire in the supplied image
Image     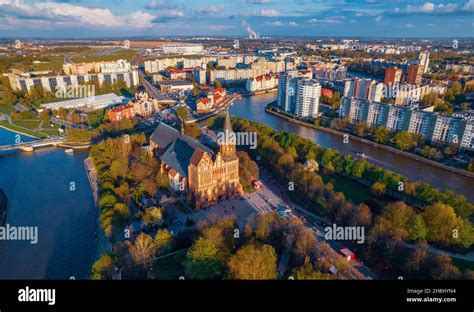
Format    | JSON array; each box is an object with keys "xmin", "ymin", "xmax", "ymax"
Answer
[
  {"xmin": 220, "ymin": 109, "xmax": 236, "ymax": 158},
  {"xmin": 224, "ymin": 109, "xmax": 232, "ymax": 134},
  {"xmin": 180, "ymin": 117, "xmax": 185, "ymax": 135}
]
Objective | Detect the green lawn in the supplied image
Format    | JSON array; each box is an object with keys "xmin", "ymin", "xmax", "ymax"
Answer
[
  {"xmin": 71, "ymin": 49, "xmax": 137, "ymax": 63},
  {"xmin": 321, "ymin": 173, "xmax": 372, "ymax": 204},
  {"xmin": 0, "ymin": 105, "xmax": 15, "ymax": 114},
  {"xmin": 153, "ymin": 249, "xmax": 187, "ymax": 280},
  {"xmin": 41, "ymin": 129, "xmax": 62, "ymax": 136},
  {"xmin": 13, "ymin": 119, "xmax": 41, "ymax": 129},
  {"xmin": 0, "ymin": 121, "xmax": 46, "ymax": 138}
]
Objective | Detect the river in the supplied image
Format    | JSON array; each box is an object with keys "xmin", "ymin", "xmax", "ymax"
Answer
[
  {"xmin": 0, "ymin": 128, "xmax": 95, "ymax": 279},
  {"xmin": 229, "ymin": 92, "xmax": 474, "ymax": 202},
  {"xmin": 0, "ymin": 90, "xmax": 472, "ymax": 279}
]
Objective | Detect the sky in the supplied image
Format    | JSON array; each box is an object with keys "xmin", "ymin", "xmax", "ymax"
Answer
[{"xmin": 0, "ymin": 0, "xmax": 473, "ymax": 38}]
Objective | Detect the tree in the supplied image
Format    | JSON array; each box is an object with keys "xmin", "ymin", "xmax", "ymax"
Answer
[
  {"xmin": 227, "ymin": 244, "xmax": 277, "ymax": 280},
  {"xmin": 350, "ymin": 203, "xmax": 372, "ymax": 227},
  {"xmin": 407, "ymin": 214, "xmax": 427, "ymax": 241},
  {"xmin": 184, "ymin": 237, "xmax": 224, "ymax": 279},
  {"xmin": 373, "ymin": 126, "xmax": 390, "ymax": 144},
  {"xmin": 213, "ymin": 80, "xmax": 222, "ymax": 88},
  {"xmin": 142, "ymin": 207, "xmax": 163, "ymax": 226},
  {"xmin": 154, "ymin": 229, "xmax": 172, "ymax": 254},
  {"xmin": 393, "ymin": 131, "xmax": 417, "ymax": 151},
  {"xmin": 176, "ymin": 105, "xmax": 189, "ymax": 122},
  {"xmin": 206, "ymin": 117, "xmax": 215, "ymax": 128},
  {"xmin": 91, "ymin": 252, "xmax": 115, "ymax": 280},
  {"xmin": 423, "ymin": 203, "xmax": 457, "ymax": 245},
  {"xmin": 184, "ymin": 123, "xmax": 201, "ymax": 139},
  {"xmin": 454, "ymin": 217, "xmax": 474, "ymax": 249},
  {"xmin": 110, "ymin": 160, "xmax": 128, "ymax": 180},
  {"xmin": 354, "ymin": 122, "xmax": 367, "ymax": 137},
  {"xmin": 129, "ymin": 233, "xmax": 157, "ymax": 266},
  {"xmin": 113, "ymin": 203, "xmax": 130, "ymax": 225},
  {"xmin": 379, "ymin": 201, "xmax": 413, "ymax": 241},
  {"xmin": 293, "ymin": 261, "xmax": 334, "ymax": 280},
  {"xmin": 370, "ymin": 181, "xmax": 386, "ymax": 197}
]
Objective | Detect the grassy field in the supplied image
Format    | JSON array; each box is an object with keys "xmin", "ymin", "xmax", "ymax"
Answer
[
  {"xmin": 0, "ymin": 104, "xmax": 16, "ymax": 114},
  {"xmin": 153, "ymin": 249, "xmax": 187, "ymax": 280},
  {"xmin": 0, "ymin": 55, "xmax": 64, "ymax": 73},
  {"xmin": 71, "ymin": 49, "xmax": 137, "ymax": 63},
  {"xmin": 0, "ymin": 121, "xmax": 46, "ymax": 138},
  {"xmin": 12, "ymin": 119, "xmax": 41, "ymax": 129},
  {"xmin": 321, "ymin": 173, "xmax": 372, "ymax": 204}
]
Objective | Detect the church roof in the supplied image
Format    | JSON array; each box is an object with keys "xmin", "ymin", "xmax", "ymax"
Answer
[
  {"xmin": 153, "ymin": 122, "xmax": 213, "ymax": 178},
  {"xmin": 150, "ymin": 122, "xmax": 180, "ymax": 149}
]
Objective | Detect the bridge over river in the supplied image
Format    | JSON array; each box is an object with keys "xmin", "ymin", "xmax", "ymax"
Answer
[{"xmin": 0, "ymin": 137, "xmax": 65, "ymax": 152}]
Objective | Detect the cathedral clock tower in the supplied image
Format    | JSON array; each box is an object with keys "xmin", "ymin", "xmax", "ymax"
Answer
[{"xmin": 220, "ymin": 109, "xmax": 236, "ymax": 158}]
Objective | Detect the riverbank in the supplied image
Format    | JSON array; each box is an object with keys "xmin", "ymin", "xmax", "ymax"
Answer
[
  {"xmin": 84, "ymin": 157, "xmax": 111, "ymax": 265},
  {"xmin": 0, "ymin": 122, "xmax": 43, "ymax": 139},
  {"xmin": 265, "ymin": 106, "xmax": 474, "ymax": 179}
]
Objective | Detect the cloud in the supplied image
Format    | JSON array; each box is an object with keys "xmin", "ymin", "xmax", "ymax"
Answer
[
  {"xmin": 259, "ymin": 9, "xmax": 279, "ymax": 16},
  {"xmin": 406, "ymin": 2, "xmax": 459, "ymax": 14},
  {"xmin": 267, "ymin": 21, "xmax": 298, "ymax": 27},
  {"xmin": 405, "ymin": 23, "xmax": 414, "ymax": 28},
  {"xmin": 195, "ymin": 5, "xmax": 224, "ymax": 15},
  {"xmin": 307, "ymin": 18, "xmax": 342, "ymax": 24},
  {"xmin": 375, "ymin": 15, "xmax": 383, "ymax": 22},
  {"xmin": 145, "ymin": 0, "xmax": 177, "ymax": 10},
  {"xmin": 463, "ymin": 0, "xmax": 474, "ymax": 11},
  {"xmin": 400, "ymin": 1, "xmax": 474, "ymax": 15},
  {"xmin": 0, "ymin": 0, "xmax": 155, "ymax": 28}
]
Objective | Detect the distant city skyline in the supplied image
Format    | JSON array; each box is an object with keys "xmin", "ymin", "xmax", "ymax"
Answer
[{"xmin": 0, "ymin": 0, "xmax": 473, "ymax": 38}]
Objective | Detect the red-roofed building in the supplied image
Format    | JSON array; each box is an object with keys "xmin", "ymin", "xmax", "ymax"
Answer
[
  {"xmin": 246, "ymin": 73, "xmax": 279, "ymax": 92},
  {"xmin": 107, "ymin": 103, "xmax": 135, "ymax": 123},
  {"xmin": 196, "ymin": 88, "xmax": 227, "ymax": 114},
  {"xmin": 165, "ymin": 68, "xmax": 187, "ymax": 80}
]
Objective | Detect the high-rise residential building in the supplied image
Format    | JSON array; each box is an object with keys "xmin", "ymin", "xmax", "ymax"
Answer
[
  {"xmin": 277, "ymin": 71, "xmax": 299, "ymax": 112},
  {"xmin": 407, "ymin": 110, "xmax": 436, "ymax": 140},
  {"xmin": 295, "ymin": 79, "xmax": 321, "ymax": 118},
  {"xmin": 405, "ymin": 64, "xmax": 422, "ymax": 85},
  {"xmin": 340, "ymin": 97, "xmax": 369, "ymax": 124},
  {"xmin": 384, "ymin": 67, "xmax": 402, "ymax": 86},
  {"xmin": 418, "ymin": 51, "xmax": 430, "ymax": 74},
  {"xmin": 366, "ymin": 101, "xmax": 389, "ymax": 127},
  {"xmin": 431, "ymin": 115, "xmax": 466, "ymax": 145},
  {"xmin": 386, "ymin": 105, "xmax": 411, "ymax": 132},
  {"xmin": 278, "ymin": 71, "xmax": 321, "ymax": 118},
  {"xmin": 346, "ymin": 78, "xmax": 383, "ymax": 102},
  {"xmin": 461, "ymin": 121, "xmax": 474, "ymax": 150},
  {"xmin": 8, "ymin": 71, "xmax": 139, "ymax": 94},
  {"xmin": 339, "ymin": 97, "xmax": 473, "ymax": 148}
]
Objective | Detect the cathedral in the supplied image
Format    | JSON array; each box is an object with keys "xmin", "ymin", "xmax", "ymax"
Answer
[{"xmin": 150, "ymin": 110, "xmax": 243, "ymax": 208}]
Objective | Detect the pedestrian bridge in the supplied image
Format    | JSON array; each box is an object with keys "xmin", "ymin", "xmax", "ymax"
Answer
[{"xmin": 0, "ymin": 137, "xmax": 65, "ymax": 152}]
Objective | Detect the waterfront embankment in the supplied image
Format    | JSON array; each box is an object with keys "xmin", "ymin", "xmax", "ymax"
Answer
[
  {"xmin": 84, "ymin": 157, "xmax": 111, "ymax": 263},
  {"xmin": 265, "ymin": 106, "xmax": 474, "ymax": 179}
]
